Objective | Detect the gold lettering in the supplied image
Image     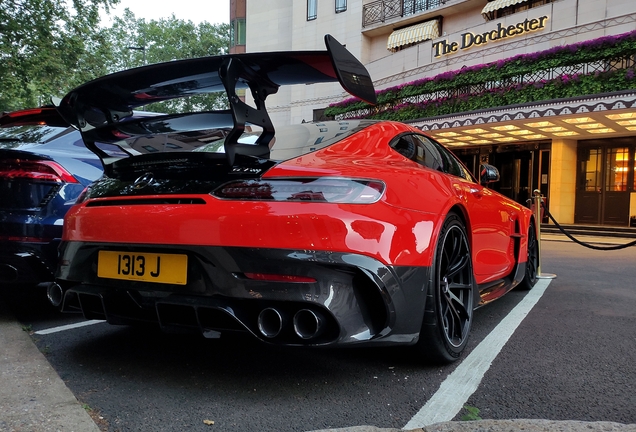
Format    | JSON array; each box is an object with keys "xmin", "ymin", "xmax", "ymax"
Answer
[{"xmin": 433, "ymin": 16, "xmax": 549, "ymax": 56}]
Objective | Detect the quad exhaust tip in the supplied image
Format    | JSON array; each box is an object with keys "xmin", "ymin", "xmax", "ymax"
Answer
[
  {"xmin": 293, "ymin": 309, "xmax": 324, "ymax": 340},
  {"xmin": 257, "ymin": 307, "xmax": 326, "ymax": 340},
  {"xmin": 257, "ymin": 308, "xmax": 284, "ymax": 338},
  {"xmin": 46, "ymin": 282, "xmax": 64, "ymax": 307}
]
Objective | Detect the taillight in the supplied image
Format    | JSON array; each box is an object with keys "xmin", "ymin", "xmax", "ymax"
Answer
[
  {"xmin": 213, "ymin": 178, "xmax": 384, "ymax": 204},
  {"xmin": 75, "ymin": 186, "xmax": 90, "ymax": 204},
  {"xmin": 0, "ymin": 159, "xmax": 78, "ymax": 183}
]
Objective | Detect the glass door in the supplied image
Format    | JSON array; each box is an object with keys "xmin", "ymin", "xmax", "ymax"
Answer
[
  {"xmin": 575, "ymin": 147, "xmax": 602, "ymax": 224},
  {"xmin": 576, "ymin": 145, "xmax": 633, "ymax": 225},
  {"xmin": 603, "ymin": 147, "xmax": 631, "ymax": 225}
]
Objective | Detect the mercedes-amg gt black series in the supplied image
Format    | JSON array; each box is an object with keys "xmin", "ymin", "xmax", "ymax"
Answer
[{"xmin": 51, "ymin": 35, "xmax": 538, "ymax": 363}]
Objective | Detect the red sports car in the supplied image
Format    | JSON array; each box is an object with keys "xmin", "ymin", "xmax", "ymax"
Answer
[{"xmin": 52, "ymin": 35, "xmax": 538, "ymax": 363}]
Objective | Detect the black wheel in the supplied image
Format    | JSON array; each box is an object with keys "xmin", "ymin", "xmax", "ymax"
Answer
[
  {"xmin": 519, "ymin": 221, "xmax": 539, "ymax": 290},
  {"xmin": 416, "ymin": 212, "xmax": 475, "ymax": 363}
]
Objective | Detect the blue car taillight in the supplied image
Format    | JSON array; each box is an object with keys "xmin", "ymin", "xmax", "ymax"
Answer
[
  {"xmin": 0, "ymin": 159, "xmax": 79, "ymax": 183},
  {"xmin": 212, "ymin": 178, "xmax": 385, "ymax": 204}
]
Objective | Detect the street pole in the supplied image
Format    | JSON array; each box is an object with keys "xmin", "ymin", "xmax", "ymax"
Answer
[{"xmin": 127, "ymin": 46, "xmax": 146, "ymax": 65}]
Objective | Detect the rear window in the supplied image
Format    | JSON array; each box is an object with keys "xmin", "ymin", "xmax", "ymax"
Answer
[
  {"xmin": 103, "ymin": 120, "xmax": 375, "ymax": 162},
  {"xmin": 0, "ymin": 125, "xmax": 70, "ymax": 149},
  {"xmin": 269, "ymin": 120, "xmax": 371, "ymax": 160}
]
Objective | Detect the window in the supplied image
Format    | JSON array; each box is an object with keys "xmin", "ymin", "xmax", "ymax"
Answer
[
  {"xmin": 335, "ymin": 0, "xmax": 346, "ymax": 13},
  {"xmin": 606, "ymin": 147, "xmax": 629, "ymax": 192},
  {"xmin": 391, "ymin": 134, "xmax": 444, "ymax": 172},
  {"xmin": 230, "ymin": 19, "xmax": 246, "ymax": 47},
  {"xmin": 391, "ymin": 134, "xmax": 469, "ymax": 179},
  {"xmin": 578, "ymin": 148, "xmax": 602, "ymax": 192},
  {"xmin": 425, "ymin": 137, "xmax": 468, "ymax": 179},
  {"xmin": 633, "ymin": 148, "xmax": 636, "ymax": 191},
  {"xmin": 307, "ymin": 0, "xmax": 317, "ymax": 20}
]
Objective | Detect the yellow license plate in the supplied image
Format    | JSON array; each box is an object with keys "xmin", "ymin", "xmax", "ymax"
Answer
[{"xmin": 97, "ymin": 251, "xmax": 188, "ymax": 285}]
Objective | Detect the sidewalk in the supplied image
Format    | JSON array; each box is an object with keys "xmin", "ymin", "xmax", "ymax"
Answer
[
  {"xmin": 0, "ymin": 299, "xmax": 100, "ymax": 432},
  {"xmin": 1, "ymin": 290, "xmax": 635, "ymax": 432}
]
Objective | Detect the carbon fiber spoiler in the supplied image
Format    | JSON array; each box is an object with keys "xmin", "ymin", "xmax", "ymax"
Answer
[{"xmin": 56, "ymin": 35, "xmax": 376, "ymax": 165}]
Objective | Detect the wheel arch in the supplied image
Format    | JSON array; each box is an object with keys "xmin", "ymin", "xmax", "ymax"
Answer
[
  {"xmin": 436, "ymin": 204, "xmax": 480, "ymax": 308},
  {"xmin": 445, "ymin": 203, "xmax": 471, "ymax": 246},
  {"xmin": 520, "ymin": 210, "xmax": 538, "ymax": 264}
]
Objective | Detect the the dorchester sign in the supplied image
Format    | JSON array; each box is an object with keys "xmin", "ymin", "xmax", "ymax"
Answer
[{"xmin": 433, "ymin": 16, "xmax": 549, "ymax": 57}]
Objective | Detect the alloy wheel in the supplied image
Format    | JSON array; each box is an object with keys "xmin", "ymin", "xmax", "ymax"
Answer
[{"xmin": 437, "ymin": 224, "xmax": 474, "ymax": 348}]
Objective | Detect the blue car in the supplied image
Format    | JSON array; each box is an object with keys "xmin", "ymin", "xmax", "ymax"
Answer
[{"xmin": 0, "ymin": 107, "xmax": 104, "ymax": 289}]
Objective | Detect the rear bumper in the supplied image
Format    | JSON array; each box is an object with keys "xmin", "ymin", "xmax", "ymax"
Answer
[{"xmin": 56, "ymin": 241, "xmax": 430, "ymax": 347}]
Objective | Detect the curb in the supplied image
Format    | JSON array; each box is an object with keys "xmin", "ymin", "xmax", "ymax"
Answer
[{"xmin": 308, "ymin": 420, "xmax": 636, "ymax": 431}]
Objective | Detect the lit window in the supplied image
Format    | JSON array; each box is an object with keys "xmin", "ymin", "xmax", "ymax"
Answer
[{"xmin": 308, "ymin": 0, "xmax": 317, "ymax": 20}]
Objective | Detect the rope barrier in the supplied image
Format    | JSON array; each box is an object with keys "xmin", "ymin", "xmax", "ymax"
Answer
[{"xmin": 541, "ymin": 202, "xmax": 636, "ymax": 251}]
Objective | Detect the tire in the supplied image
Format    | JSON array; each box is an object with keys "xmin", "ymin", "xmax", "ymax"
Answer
[
  {"xmin": 519, "ymin": 221, "xmax": 539, "ymax": 290},
  {"xmin": 416, "ymin": 212, "xmax": 475, "ymax": 364}
]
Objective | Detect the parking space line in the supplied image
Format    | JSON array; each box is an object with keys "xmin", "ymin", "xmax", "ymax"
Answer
[
  {"xmin": 403, "ymin": 278, "xmax": 552, "ymax": 430},
  {"xmin": 34, "ymin": 319, "xmax": 106, "ymax": 335}
]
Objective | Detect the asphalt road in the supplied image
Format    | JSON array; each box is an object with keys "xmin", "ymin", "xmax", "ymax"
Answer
[{"xmin": 2, "ymin": 240, "xmax": 635, "ymax": 431}]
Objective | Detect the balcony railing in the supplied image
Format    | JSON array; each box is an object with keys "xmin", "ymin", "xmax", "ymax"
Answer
[{"xmin": 363, "ymin": 0, "xmax": 446, "ymax": 27}]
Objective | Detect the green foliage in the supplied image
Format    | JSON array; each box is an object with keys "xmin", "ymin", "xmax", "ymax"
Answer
[
  {"xmin": 325, "ymin": 31, "xmax": 636, "ymax": 120},
  {"xmin": 0, "ymin": 0, "xmax": 118, "ymax": 111},
  {"xmin": 461, "ymin": 405, "xmax": 482, "ymax": 421},
  {"xmin": 0, "ymin": 2, "xmax": 230, "ymax": 113},
  {"xmin": 100, "ymin": 9, "xmax": 231, "ymax": 113},
  {"xmin": 362, "ymin": 68, "xmax": 636, "ymax": 122}
]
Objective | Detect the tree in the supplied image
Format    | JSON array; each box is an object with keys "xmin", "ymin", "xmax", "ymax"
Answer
[
  {"xmin": 0, "ymin": 0, "xmax": 119, "ymax": 111},
  {"xmin": 103, "ymin": 9, "xmax": 231, "ymax": 113}
]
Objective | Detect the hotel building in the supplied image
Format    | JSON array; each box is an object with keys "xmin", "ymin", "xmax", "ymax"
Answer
[{"xmin": 230, "ymin": 0, "xmax": 636, "ymax": 226}]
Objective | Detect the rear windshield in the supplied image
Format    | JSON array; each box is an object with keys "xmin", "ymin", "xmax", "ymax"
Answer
[
  {"xmin": 99, "ymin": 120, "xmax": 375, "ymax": 162},
  {"xmin": 0, "ymin": 125, "xmax": 70, "ymax": 149}
]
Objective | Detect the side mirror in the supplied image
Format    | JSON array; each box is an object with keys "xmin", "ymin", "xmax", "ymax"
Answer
[{"xmin": 480, "ymin": 163, "xmax": 500, "ymax": 185}]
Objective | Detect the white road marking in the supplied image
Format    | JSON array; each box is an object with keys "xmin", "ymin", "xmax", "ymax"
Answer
[
  {"xmin": 34, "ymin": 319, "xmax": 106, "ymax": 335},
  {"xmin": 403, "ymin": 278, "xmax": 552, "ymax": 430}
]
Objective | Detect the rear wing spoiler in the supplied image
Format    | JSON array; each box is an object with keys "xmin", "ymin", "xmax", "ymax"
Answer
[{"xmin": 56, "ymin": 35, "xmax": 377, "ymax": 166}]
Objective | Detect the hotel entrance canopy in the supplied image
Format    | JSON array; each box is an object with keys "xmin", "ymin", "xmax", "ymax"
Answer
[{"xmin": 409, "ymin": 91, "xmax": 636, "ymax": 148}]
